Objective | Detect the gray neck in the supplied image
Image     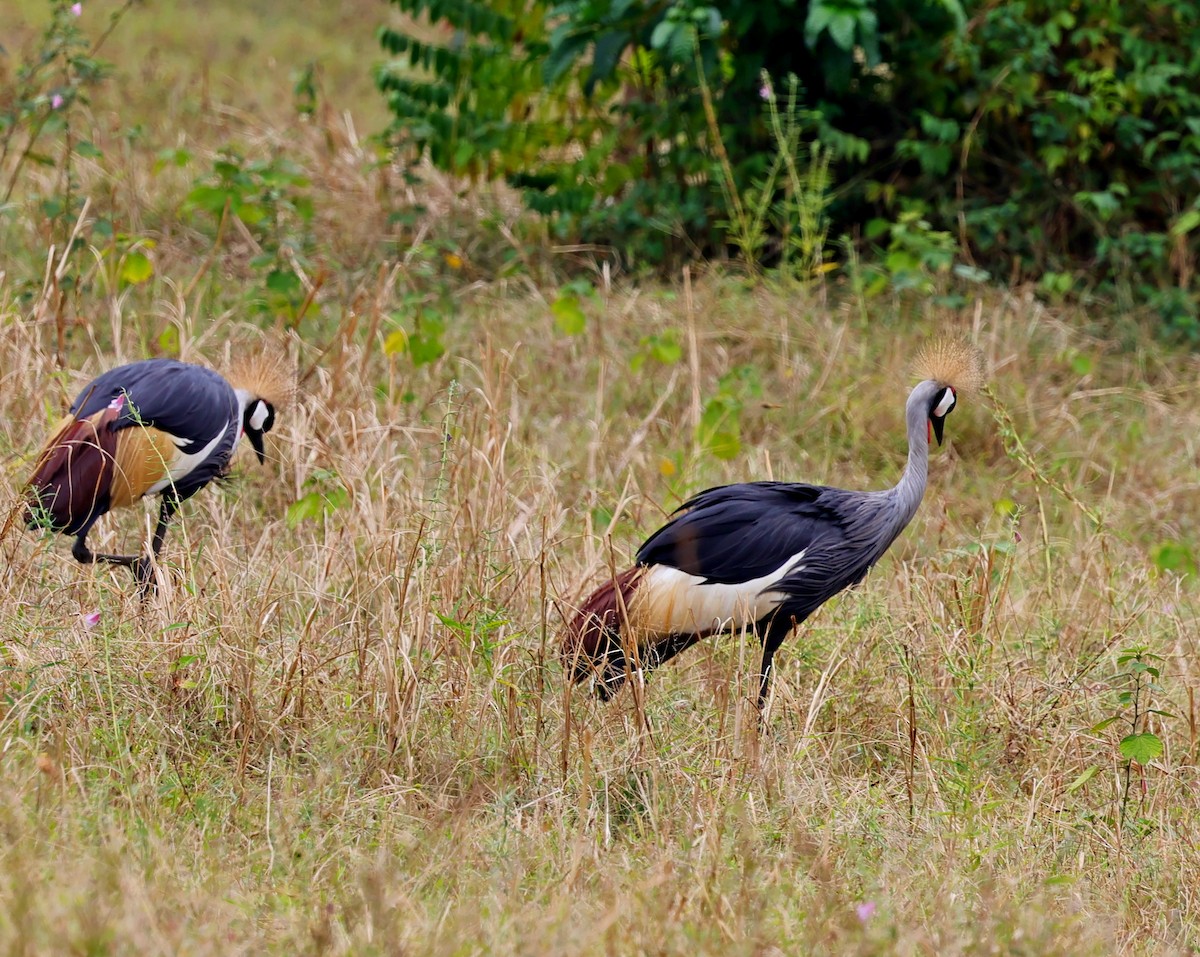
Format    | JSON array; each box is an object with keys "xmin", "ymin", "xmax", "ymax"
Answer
[{"xmin": 887, "ymin": 379, "xmax": 940, "ymax": 529}]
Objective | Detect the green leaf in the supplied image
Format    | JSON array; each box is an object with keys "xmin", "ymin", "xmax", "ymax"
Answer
[
  {"xmin": 804, "ymin": 2, "xmax": 833, "ymax": 47},
  {"xmin": 119, "ymin": 252, "xmax": 153, "ymax": 285},
  {"xmin": 157, "ymin": 326, "xmax": 180, "ymax": 355},
  {"xmin": 1119, "ymin": 733, "xmax": 1163, "ymax": 765},
  {"xmin": 697, "ymin": 395, "xmax": 742, "ymax": 459},
  {"xmin": 551, "ymin": 294, "xmax": 586, "ymax": 335},
  {"xmin": 826, "ymin": 12, "xmax": 857, "ymax": 51},
  {"xmin": 266, "ymin": 269, "xmax": 302, "ymax": 297},
  {"xmin": 184, "ymin": 185, "xmax": 232, "ymax": 215},
  {"xmin": 1066, "ymin": 765, "xmax": 1099, "ymax": 792},
  {"xmin": 169, "ymin": 654, "xmax": 202, "ymax": 672},
  {"xmin": 286, "ymin": 493, "xmax": 325, "ymax": 526},
  {"xmin": 74, "ymin": 140, "xmax": 103, "ymax": 158},
  {"xmin": 1171, "ymin": 209, "xmax": 1200, "ymax": 237},
  {"xmin": 706, "ymin": 430, "xmax": 741, "ymax": 460},
  {"xmin": 235, "ymin": 201, "xmax": 268, "ymax": 225},
  {"xmin": 286, "ymin": 486, "xmax": 350, "ymax": 527},
  {"xmin": 1151, "ymin": 541, "xmax": 1195, "ymax": 577},
  {"xmin": 408, "ymin": 332, "xmax": 445, "ymax": 366},
  {"xmin": 1089, "ymin": 716, "xmax": 1120, "ymax": 733},
  {"xmin": 649, "ymin": 20, "xmax": 676, "ymax": 51},
  {"xmin": 383, "ymin": 329, "xmax": 408, "ymax": 356}
]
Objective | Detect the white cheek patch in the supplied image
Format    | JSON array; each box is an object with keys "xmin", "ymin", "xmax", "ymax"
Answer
[
  {"xmin": 248, "ymin": 400, "xmax": 269, "ymax": 431},
  {"xmin": 933, "ymin": 388, "xmax": 956, "ymax": 417}
]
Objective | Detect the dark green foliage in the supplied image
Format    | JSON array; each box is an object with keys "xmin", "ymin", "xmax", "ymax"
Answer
[
  {"xmin": 377, "ymin": 0, "xmax": 1200, "ymax": 327},
  {"xmin": 924, "ymin": 0, "xmax": 1200, "ymax": 329},
  {"xmin": 376, "ymin": 0, "xmax": 552, "ymax": 180}
]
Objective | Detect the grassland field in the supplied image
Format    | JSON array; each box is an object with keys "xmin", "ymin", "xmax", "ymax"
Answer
[{"xmin": 2, "ymin": 2, "xmax": 1200, "ymax": 954}]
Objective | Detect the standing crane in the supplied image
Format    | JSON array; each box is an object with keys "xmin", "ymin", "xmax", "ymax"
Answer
[
  {"xmin": 24, "ymin": 354, "xmax": 293, "ymax": 594},
  {"xmin": 562, "ymin": 339, "xmax": 983, "ymax": 710}
]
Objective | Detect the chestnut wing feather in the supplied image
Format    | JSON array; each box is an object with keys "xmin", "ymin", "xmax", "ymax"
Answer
[{"xmin": 25, "ymin": 406, "xmax": 122, "ymax": 534}]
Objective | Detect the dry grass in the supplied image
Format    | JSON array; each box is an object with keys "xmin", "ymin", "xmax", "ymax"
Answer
[{"xmin": 1, "ymin": 3, "xmax": 1200, "ymax": 955}]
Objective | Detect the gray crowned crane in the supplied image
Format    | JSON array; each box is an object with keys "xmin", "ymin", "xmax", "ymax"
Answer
[
  {"xmin": 24, "ymin": 354, "xmax": 292, "ymax": 594},
  {"xmin": 562, "ymin": 339, "xmax": 984, "ymax": 710}
]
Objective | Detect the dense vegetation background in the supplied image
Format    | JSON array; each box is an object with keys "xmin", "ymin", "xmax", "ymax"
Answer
[
  {"xmin": 0, "ymin": 0, "xmax": 1199, "ymax": 953},
  {"xmin": 381, "ymin": 0, "xmax": 1200, "ymax": 331}
]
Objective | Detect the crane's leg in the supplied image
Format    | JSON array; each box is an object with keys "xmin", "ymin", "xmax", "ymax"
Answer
[
  {"xmin": 72, "ymin": 520, "xmax": 138, "ymax": 570},
  {"xmin": 645, "ymin": 631, "xmax": 704, "ymax": 673},
  {"xmin": 134, "ymin": 496, "xmax": 178, "ymax": 597},
  {"xmin": 70, "ymin": 496, "xmax": 178, "ymax": 598},
  {"xmin": 756, "ymin": 615, "xmax": 797, "ymax": 713}
]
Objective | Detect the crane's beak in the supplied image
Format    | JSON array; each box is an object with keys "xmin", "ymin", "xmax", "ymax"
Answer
[
  {"xmin": 248, "ymin": 430, "xmax": 266, "ymax": 464},
  {"xmin": 930, "ymin": 416, "xmax": 946, "ymax": 446}
]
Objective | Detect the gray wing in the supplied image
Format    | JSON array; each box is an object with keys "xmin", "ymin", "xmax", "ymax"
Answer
[
  {"xmin": 637, "ymin": 481, "xmax": 900, "ymax": 612},
  {"xmin": 73, "ymin": 359, "xmax": 237, "ymax": 443}
]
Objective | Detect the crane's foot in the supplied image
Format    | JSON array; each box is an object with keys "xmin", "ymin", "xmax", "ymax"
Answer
[{"xmin": 133, "ymin": 556, "xmax": 158, "ymax": 601}]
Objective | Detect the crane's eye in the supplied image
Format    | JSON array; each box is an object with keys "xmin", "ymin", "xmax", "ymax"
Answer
[{"xmin": 931, "ymin": 387, "xmax": 956, "ymax": 417}]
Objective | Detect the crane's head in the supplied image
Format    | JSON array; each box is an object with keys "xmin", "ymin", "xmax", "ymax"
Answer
[
  {"xmin": 927, "ymin": 385, "xmax": 956, "ymax": 446},
  {"xmin": 228, "ymin": 345, "xmax": 296, "ymax": 465},
  {"xmin": 911, "ymin": 338, "xmax": 985, "ymax": 446},
  {"xmin": 241, "ymin": 397, "xmax": 277, "ymax": 463}
]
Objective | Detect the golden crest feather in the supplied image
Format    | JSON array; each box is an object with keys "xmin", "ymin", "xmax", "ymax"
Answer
[
  {"xmin": 225, "ymin": 344, "xmax": 296, "ymax": 411},
  {"xmin": 912, "ymin": 337, "xmax": 985, "ymax": 395}
]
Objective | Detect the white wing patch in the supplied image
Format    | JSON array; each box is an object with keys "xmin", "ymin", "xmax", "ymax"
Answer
[
  {"xmin": 146, "ymin": 425, "xmax": 228, "ymax": 493},
  {"xmin": 631, "ymin": 550, "xmax": 807, "ymax": 635}
]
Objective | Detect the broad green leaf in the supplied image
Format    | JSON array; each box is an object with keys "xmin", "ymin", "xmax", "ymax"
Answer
[
  {"xmin": 185, "ymin": 185, "xmax": 231, "ymax": 214},
  {"xmin": 286, "ymin": 486, "xmax": 350, "ymax": 527},
  {"xmin": 551, "ymin": 294, "xmax": 586, "ymax": 335},
  {"xmin": 266, "ymin": 269, "xmax": 302, "ymax": 297},
  {"xmin": 408, "ymin": 333, "xmax": 445, "ymax": 366},
  {"xmin": 1119, "ymin": 733, "xmax": 1163, "ymax": 765},
  {"xmin": 120, "ymin": 252, "xmax": 153, "ymax": 285},
  {"xmin": 826, "ymin": 12, "xmax": 857, "ymax": 51},
  {"xmin": 649, "ymin": 20, "xmax": 676, "ymax": 50},
  {"xmin": 705, "ymin": 429, "xmax": 741, "ymax": 460},
  {"xmin": 383, "ymin": 330, "xmax": 408, "ymax": 355},
  {"xmin": 235, "ymin": 201, "xmax": 268, "ymax": 225}
]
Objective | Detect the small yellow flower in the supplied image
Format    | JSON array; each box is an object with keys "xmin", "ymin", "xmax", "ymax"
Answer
[
  {"xmin": 659, "ymin": 457, "xmax": 676, "ymax": 477},
  {"xmin": 444, "ymin": 252, "xmax": 464, "ymax": 270}
]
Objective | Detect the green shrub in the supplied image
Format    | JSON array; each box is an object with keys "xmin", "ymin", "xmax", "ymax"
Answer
[{"xmin": 377, "ymin": 0, "xmax": 1200, "ymax": 328}]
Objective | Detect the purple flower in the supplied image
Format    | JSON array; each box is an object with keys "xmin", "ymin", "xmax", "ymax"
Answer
[
  {"xmin": 759, "ymin": 83, "xmax": 772, "ymax": 100},
  {"xmin": 82, "ymin": 612, "xmax": 101, "ymax": 629},
  {"xmin": 51, "ymin": 94, "xmax": 64, "ymax": 109},
  {"xmin": 855, "ymin": 901, "xmax": 876, "ymax": 923},
  {"xmin": 71, "ymin": 2, "xmax": 82, "ymax": 14}
]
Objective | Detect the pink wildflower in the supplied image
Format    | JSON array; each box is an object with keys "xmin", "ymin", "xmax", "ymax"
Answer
[
  {"xmin": 83, "ymin": 612, "xmax": 101, "ymax": 629},
  {"xmin": 855, "ymin": 901, "xmax": 876, "ymax": 923},
  {"xmin": 71, "ymin": 2, "xmax": 82, "ymax": 14},
  {"xmin": 51, "ymin": 94, "xmax": 64, "ymax": 109}
]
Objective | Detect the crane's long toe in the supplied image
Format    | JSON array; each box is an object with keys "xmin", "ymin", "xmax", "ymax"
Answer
[{"xmin": 133, "ymin": 556, "xmax": 159, "ymax": 599}]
